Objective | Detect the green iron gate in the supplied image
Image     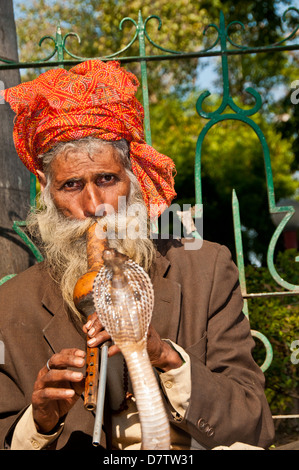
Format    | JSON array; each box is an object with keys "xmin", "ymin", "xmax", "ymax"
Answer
[{"xmin": 0, "ymin": 6, "xmax": 299, "ymax": 417}]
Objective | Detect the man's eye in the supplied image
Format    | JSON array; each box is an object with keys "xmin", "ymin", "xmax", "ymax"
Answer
[
  {"xmin": 97, "ymin": 174, "xmax": 115, "ymax": 184},
  {"xmin": 63, "ymin": 180, "xmax": 81, "ymax": 190}
]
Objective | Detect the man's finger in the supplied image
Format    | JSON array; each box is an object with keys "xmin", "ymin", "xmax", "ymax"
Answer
[
  {"xmin": 35, "ymin": 387, "xmax": 76, "ymax": 400},
  {"xmin": 87, "ymin": 330, "xmax": 110, "ymax": 347},
  {"xmin": 46, "ymin": 349, "xmax": 86, "ymax": 371},
  {"xmin": 43, "ymin": 369, "xmax": 84, "ymax": 385}
]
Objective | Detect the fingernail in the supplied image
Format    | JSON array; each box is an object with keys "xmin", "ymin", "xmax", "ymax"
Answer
[
  {"xmin": 87, "ymin": 337, "xmax": 96, "ymax": 347},
  {"xmin": 72, "ymin": 372, "xmax": 83, "ymax": 380},
  {"xmin": 74, "ymin": 357, "xmax": 85, "ymax": 366},
  {"xmin": 88, "ymin": 327, "xmax": 95, "ymax": 337},
  {"xmin": 85, "ymin": 320, "xmax": 92, "ymax": 329},
  {"xmin": 75, "ymin": 350, "xmax": 86, "ymax": 357}
]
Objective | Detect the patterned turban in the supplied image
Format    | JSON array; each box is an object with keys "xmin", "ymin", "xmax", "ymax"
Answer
[{"xmin": 1, "ymin": 60, "xmax": 176, "ymax": 216}]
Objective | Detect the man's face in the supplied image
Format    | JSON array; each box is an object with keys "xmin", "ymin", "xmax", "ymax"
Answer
[{"xmin": 39, "ymin": 145, "xmax": 131, "ymax": 220}]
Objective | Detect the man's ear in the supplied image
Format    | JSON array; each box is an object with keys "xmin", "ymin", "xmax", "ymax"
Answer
[{"xmin": 36, "ymin": 170, "xmax": 47, "ymax": 191}]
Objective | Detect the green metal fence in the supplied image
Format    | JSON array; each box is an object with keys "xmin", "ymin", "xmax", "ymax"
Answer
[{"xmin": 0, "ymin": 8, "xmax": 299, "ymax": 383}]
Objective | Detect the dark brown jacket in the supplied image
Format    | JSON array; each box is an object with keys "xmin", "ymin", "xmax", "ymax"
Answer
[{"xmin": 0, "ymin": 239, "xmax": 275, "ymax": 450}]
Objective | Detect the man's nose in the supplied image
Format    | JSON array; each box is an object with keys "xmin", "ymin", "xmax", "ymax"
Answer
[{"xmin": 82, "ymin": 185, "xmax": 103, "ymax": 218}]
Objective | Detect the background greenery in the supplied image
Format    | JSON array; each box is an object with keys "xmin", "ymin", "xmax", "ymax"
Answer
[{"xmin": 247, "ymin": 249, "xmax": 299, "ymax": 443}]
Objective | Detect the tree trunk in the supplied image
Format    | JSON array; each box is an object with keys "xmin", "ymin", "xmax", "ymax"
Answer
[{"xmin": 0, "ymin": 0, "xmax": 32, "ymax": 280}]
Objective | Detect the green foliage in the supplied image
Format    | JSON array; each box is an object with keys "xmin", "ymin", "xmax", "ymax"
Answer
[
  {"xmin": 246, "ymin": 249, "xmax": 299, "ymax": 415},
  {"xmin": 14, "ymin": 0, "xmax": 294, "ymax": 98},
  {"xmin": 14, "ymin": 0, "xmax": 212, "ymax": 94},
  {"xmin": 150, "ymin": 92, "xmax": 297, "ymax": 264}
]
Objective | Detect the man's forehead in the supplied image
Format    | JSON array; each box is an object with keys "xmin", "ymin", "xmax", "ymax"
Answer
[
  {"xmin": 55, "ymin": 143, "xmax": 116, "ymax": 161},
  {"xmin": 51, "ymin": 147, "xmax": 124, "ymax": 177}
]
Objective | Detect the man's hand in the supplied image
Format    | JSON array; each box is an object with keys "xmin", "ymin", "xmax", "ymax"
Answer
[
  {"xmin": 83, "ymin": 313, "xmax": 119, "ymax": 356},
  {"xmin": 146, "ymin": 326, "xmax": 183, "ymax": 372},
  {"xmin": 84, "ymin": 313, "xmax": 183, "ymax": 372},
  {"xmin": 32, "ymin": 348, "xmax": 86, "ymax": 434}
]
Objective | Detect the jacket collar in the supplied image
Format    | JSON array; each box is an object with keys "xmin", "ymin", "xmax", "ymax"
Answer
[
  {"xmin": 41, "ymin": 274, "xmax": 86, "ymax": 354},
  {"xmin": 150, "ymin": 251, "xmax": 182, "ymax": 343}
]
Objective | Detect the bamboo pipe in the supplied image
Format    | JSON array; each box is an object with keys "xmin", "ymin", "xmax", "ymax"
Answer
[{"xmin": 73, "ymin": 223, "xmax": 108, "ymax": 411}]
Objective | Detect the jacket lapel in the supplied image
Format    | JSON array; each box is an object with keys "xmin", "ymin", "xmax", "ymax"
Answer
[
  {"xmin": 41, "ymin": 278, "xmax": 86, "ymax": 354},
  {"xmin": 150, "ymin": 252, "xmax": 182, "ymax": 343}
]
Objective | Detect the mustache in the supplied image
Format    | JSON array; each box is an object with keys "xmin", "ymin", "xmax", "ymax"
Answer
[{"xmin": 25, "ymin": 186, "xmax": 156, "ymax": 322}]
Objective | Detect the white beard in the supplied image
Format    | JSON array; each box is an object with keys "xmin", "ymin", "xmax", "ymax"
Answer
[{"xmin": 26, "ymin": 180, "xmax": 156, "ymax": 321}]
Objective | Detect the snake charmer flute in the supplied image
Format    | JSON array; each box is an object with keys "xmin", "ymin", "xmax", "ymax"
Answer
[{"xmin": 73, "ymin": 223, "xmax": 108, "ymax": 412}]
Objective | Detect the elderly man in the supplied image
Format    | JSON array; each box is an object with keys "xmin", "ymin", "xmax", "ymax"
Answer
[{"xmin": 0, "ymin": 60, "xmax": 274, "ymax": 450}]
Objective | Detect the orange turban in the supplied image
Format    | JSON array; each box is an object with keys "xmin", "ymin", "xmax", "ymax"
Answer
[{"xmin": 1, "ymin": 60, "xmax": 176, "ymax": 216}]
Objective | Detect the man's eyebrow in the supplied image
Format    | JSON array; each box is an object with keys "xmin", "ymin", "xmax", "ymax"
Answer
[
  {"xmin": 57, "ymin": 176, "xmax": 81, "ymax": 182},
  {"xmin": 55, "ymin": 171, "xmax": 118, "ymax": 184},
  {"xmin": 53, "ymin": 175, "xmax": 82, "ymax": 186}
]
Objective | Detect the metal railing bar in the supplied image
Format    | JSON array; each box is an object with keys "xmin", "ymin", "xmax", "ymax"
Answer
[
  {"xmin": 244, "ymin": 291, "xmax": 299, "ymax": 299},
  {"xmin": 1, "ymin": 42, "xmax": 299, "ymax": 70},
  {"xmin": 272, "ymin": 414, "xmax": 299, "ymax": 419}
]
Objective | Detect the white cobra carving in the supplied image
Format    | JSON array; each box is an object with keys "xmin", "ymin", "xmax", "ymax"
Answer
[{"xmin": 92, "ymin": 249, "xmax": 171, "ymax": 450}]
